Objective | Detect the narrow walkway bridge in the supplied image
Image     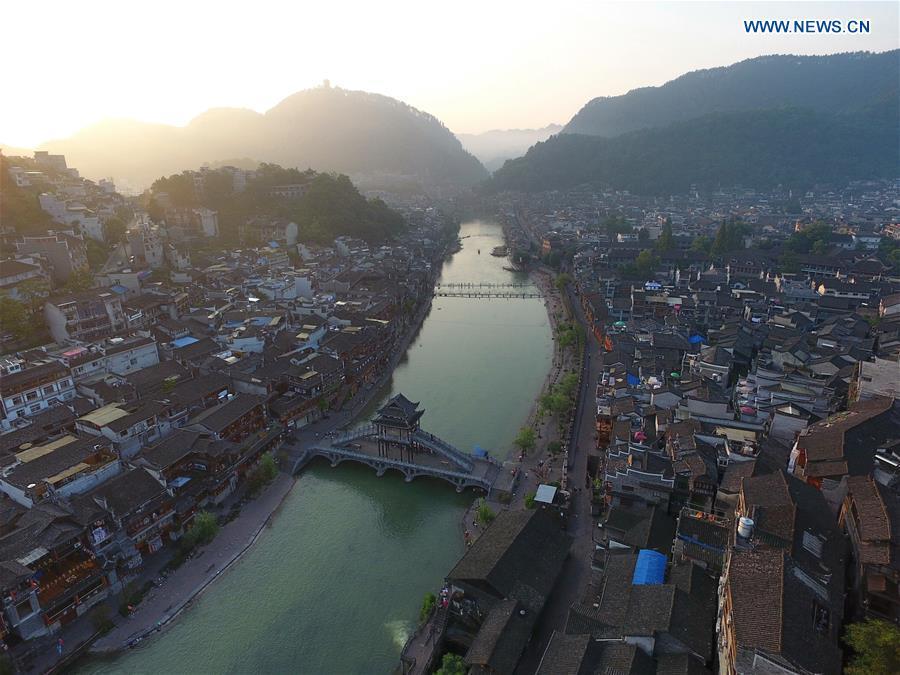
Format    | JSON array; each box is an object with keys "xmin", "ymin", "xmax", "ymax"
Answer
[
  {"xmin": 435, "ymin": 290, "xmax": 542, "ymax": 299},
  {"xmin": 435, "ymin": 282, "xmax": 533, "ymax": 289},
  {"xmin": 287, "ymin": 394, "xmax": 502, "ymax": 493}
]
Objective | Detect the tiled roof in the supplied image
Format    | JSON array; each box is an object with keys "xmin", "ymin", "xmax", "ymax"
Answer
[{"xmin": 729, "ymin": 547, "xmax": 784, "ymax": 653}]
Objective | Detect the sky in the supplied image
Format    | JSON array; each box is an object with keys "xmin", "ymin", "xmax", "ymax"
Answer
[{"xmin": 2, "ymin": 0, "xmax": 898, "ymax": 147}]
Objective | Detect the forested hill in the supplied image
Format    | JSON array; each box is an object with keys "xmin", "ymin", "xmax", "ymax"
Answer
[
  {"xmin": 564, "ymin": 51, "xmax": 899, "ymax": 137},
  {"xmin": 151, "ymin": 164, "xmax": 406, "ymax": 244},
  {"xmin": 39, "ymin": 86, "xmax": 488, "ymax": 191},
  {"xmin": 488, "ymin": 105, "xmax": 899, "ymax": 195}
]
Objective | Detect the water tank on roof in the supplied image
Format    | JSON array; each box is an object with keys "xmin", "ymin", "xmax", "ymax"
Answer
[{"xmin": 738, "ymin": 517, "xmax": 755, "ymax": 539}]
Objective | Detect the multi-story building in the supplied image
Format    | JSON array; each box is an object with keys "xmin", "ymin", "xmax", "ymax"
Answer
[
  {"xmin": 75, "ymin": 401, "xmax": 165, "ymax": 459},
  {"xmin": 0, "ymin": 258, "xmax": 49, "ymax": 302},
  {"xmin": 185, "ymin": 394, "xmax": 267, "ymax": 443},
  {"xmin": 0, "ymin": 357, "xmax": 75, "ymax": 429},
  {"xmin": 0, "ymin": 435, "xmax": 120, "ymax": 507},
  {"xmin": 15, "ymin": 231, "xmax": 89, "ymax": 284},
  {"xmin": 718, "ymin": 470, "xmax": 846, "ymax": 675},
  {"xmin": 840, "ymin": 475, "xmax": 900, "ymax": 623},
  {"xmin": 43, "ymin": 290, "xmax": 127, "ymax": 343}
]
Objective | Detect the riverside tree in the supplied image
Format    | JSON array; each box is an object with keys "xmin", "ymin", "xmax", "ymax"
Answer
[{"xmin": 513, "ymin": 427, "xmax": 536, "ymax": 454}]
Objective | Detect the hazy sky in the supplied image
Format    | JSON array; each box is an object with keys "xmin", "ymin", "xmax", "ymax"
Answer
[{"xmin": 3, "ymin": 1, "xmax": 897, "ymax": 147}]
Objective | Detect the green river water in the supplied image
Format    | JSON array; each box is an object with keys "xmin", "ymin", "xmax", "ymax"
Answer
[{"xmin": 79, "ymin": 220, "xmax": 552, "ymax": 674}]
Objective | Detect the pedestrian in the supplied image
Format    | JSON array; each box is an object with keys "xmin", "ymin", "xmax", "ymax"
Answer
[{"xmin": 57, "ymin": 638, "xmax": 64, "ymax": 655}]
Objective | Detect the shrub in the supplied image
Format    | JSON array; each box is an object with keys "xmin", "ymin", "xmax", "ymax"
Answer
[
  {"xmin": 420, "ymin": 592, "xmax": 436, "ymax": 623},
  {"xmin": 436, "ymin": 653, "xmax": 466, "ymax": 675},
  {"xmin": 476, "ymin": 501, "xmax": 496, "ymax": 526}
]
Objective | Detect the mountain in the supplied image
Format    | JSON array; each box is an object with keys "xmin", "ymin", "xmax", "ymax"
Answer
[
  {"xmin": 37, "ymin": 86, "xmax": 488, "ymax": 191},
  {"xmin": 456, "ymin": 124, "xmax": 562, "ymax": 172},
  {"xmin": 490, "ymin": 105, "xmax": 898, "ymax": 195},
  {"xmin": 490, "ymin": 51, "xmax": 899, "ymax": 194},
  {"xmin": 564, "ymin": 51, "xmax": 899, "ymax": 136}
]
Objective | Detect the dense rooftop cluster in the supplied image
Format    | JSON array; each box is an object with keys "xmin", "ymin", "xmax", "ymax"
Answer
[{"xmin": 0, "ymin": 152, "xmax": 458, "ymax": 650}]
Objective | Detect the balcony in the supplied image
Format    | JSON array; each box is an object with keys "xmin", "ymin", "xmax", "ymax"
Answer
[{"xmin": 36, "ymin": 557, "xmax": 98, "ymax": 605}]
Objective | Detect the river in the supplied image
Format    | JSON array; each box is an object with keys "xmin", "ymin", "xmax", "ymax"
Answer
[{"xmin": 79, "ymin": 220, "xmax": 552, "ymax": 674}]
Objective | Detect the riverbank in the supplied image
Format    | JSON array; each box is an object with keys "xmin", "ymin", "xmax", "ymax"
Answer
[
  {"xmin": 87, "ymin": 473, "xmax": 295, "ymax": 656},
  {"xmin": 460, "ymin": 264, "xmax": 575, "ymax": 546}
]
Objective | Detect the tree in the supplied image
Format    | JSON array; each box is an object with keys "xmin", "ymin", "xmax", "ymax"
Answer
[
  {"xmin": 476, "ymin": 500, "xmax": 495, "ymax": 526},
  {"xmin": 634, "ymin": 250, "xmax": 657, "ymax": 276},
  {"xmin": 258, "ymin": 453, "xmax": 278, "ymax": 482},
  {"xmin": 62, "ymin": 270, "xmax": 95, "ymax": 292},
  {"xmin": 0, "ymin": 297, "xmax": 28, "ymax": 340},
  {"xmin": 690, "ymin": 235, "xmax": 712, "ymax": 255},
  {"xmin": 656, "ymin": 218, "xmax": 674, "ymax": 251},
  {"xmin": 844, "ymin": 619, "xmax": 900, "ymax": 675},
  {"xmin": 85, "ymin": 238, "xmax": 108, "ymax": 270},
  {"xmin": 104, "ymin": 217, "xmax": 128, "ymax": 244},
  {"xmin": 811, "ymin": 238, "xmax": 830, "ymax": 256},
  {"xmin": 513, "ymin": 427, "xmax": 536, "ymax": 454},
  {"xmin": 779, "ymin": 250, "xmax": 800, "ymax": 274},
  {"xmin": 559, "ymin": 373, "xmax": 580, "ymax": 397},
  {"xmin": 554, "ymin": 273, "xmax": 572, "ymax": 291},
  {"xmin": 187, "ymin": 511, "xmax": 219, "ymax": 547},
  {"xmin": 16, "ymin": 278, "xmax": 49, "ymax": 314},
  {"xmin": 436, "ymin": 653, "xmax": 466, "ymax": 675},
  {"xmin": 419, "ymin": 592, "xmax": 436, "ymax": 623}
]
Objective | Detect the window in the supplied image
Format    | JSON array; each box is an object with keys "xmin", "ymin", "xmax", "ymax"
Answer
[
  {"xmin": 26, "ymin": 391, "xmax": 38, "ymax": 401},
  {"xmin": 12, "ymin": 396, "xmax": 23, "ymax": 405},
  {"xmin": 29, "ymin": 404, "xmax": 41, "ymax": 413},
  {"xmin": 802, "ymin": 531, "xmax": 825, "ymax": 558},
  {"xmin": 43, "ymin": 386, "xmax": 55, "ymax": 395}
]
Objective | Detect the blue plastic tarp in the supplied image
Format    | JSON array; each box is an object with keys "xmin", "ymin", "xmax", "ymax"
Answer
[
  {"xmin": 171, "ymin": 336, "xmax": 199, "ymax": 349},
  {"xmin": 688, "ymin": 334, "xmax": 706, "ymax": 344},
  {"xmin": 632, "ymin": 549, "xmax": 667, "ymax": 585},
  {"xmin": 626, "ymin": 373, "xmax": 641, "ymax": 386}
]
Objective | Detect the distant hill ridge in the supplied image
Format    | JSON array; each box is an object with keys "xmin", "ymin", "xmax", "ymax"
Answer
[
  {"xmin": 37, "ymin": 86, "xmax": 488, "ymax": 191},
  {"xmin": 563, "ymin": 51, "xmax": 899, "ymax": 136},
  {"xmin": 490, "ymin": 50, "xmax": 899, "ymax": 194},
  {"xmin": 456, "ymin": 124, "xmax": 562, "ymax": 171}
]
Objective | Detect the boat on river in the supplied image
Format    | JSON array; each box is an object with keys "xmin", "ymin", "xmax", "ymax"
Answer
[{"xmin": 490, "ymin": 245, "xmax": 508, "ymax": 257}]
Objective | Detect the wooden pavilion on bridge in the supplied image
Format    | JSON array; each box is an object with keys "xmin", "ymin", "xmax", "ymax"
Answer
[{"xmin": 374, "ymin": 393, "xmax": 424, "ymax": 462}]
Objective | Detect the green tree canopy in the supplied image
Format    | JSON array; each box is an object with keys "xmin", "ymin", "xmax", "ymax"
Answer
[
  {"xmin": 0, "ymin": 297, "xmax": 28, "ymax": 340},
  {"xmin": 513, "ymin": 427, "xmax": 536, "ymax": 454},
  {"xmin": 656, "ymin": 218, "xmax": 674, "ymax": 251},
  {"xmin": 436, "ymin": 653, "xmax": 466, "ymax": 675},
  {"xmin": 845, "ymin": 619, "xmax": 900, "ymax": 675}
]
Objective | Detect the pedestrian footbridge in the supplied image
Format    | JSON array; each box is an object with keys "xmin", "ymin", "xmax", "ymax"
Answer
[{"xmin": 288, "ymin": 424, "xmax": 501, "ymax": 493}]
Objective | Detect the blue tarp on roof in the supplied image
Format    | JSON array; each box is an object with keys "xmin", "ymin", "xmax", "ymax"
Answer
[
  {"xmin": 171, "ymin": 336, "xmax": 200, "ymax": 349},
  {"xmin": 632, "ymin": 549, "xmax": 666, "ymax": 585},
  {"xmin": 473, "ymin": 446, "xmax": 488, "ymax": 457},
  {"xmin": 688, "ymin": 334, "xmax": 706, "ymax": 344},
  {"xmin": 109, "ymin": 284, "xmax": 128, "ymax": 295},
  {"xmin": 626, "ymin": 373, "xmax": 641, "ymax": 386}
]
